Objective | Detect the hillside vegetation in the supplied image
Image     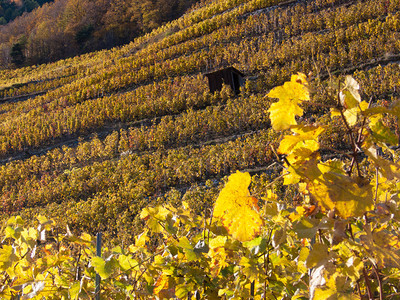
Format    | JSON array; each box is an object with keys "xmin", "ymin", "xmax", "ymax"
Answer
[
  {"xmin": 0, "ymin": 0, "xmax": 399, "ymax": 241},
  {"xmin": 0, "ymin": 0, "xmax": 197, "ymax": 68},
  {"xmin": 0, "ymin": 0, "xmax": 400, "ymax": 297}
]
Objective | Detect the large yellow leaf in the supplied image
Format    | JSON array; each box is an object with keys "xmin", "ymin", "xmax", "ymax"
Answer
[
  {"xmin": 308, "ymin": 173, "xmax": 373, "ymax": 218},
  {"xmin": 213, "ymin": 171, "xmax": 263, "ymax": 242},
  {"xmin": 267, "ymin": 73, "xmax": 309, "ymax": 131},
  {"xmin": 278, "ymin": 125, "xmax": 324, "ymax": 165},
  {"xmin": 268, "ymin": 98, "xmax": 303, "ymax": 131}
]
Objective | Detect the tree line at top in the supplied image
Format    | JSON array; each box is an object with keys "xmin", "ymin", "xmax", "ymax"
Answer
[
  {"xmin": 0, "ymin": 0, "xmax": 53, "ymax": 25},
  {"xmin": 0, "ymin": 0, "xmax": 199, "ymax": 69}
]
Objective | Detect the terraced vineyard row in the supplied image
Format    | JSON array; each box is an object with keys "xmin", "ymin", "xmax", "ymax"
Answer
[{"xmin": 0, "ymin": 0, "xmax": 399, "ymax": 244}]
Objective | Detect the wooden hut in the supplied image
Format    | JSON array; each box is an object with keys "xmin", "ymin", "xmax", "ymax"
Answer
[{"xmin": 204, "ymin": 67, "xmax": 245, "ymax": 95}]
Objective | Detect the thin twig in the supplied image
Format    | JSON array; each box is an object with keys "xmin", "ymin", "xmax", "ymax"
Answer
[
  {"xmin": 320, "ymin": 146, "xmax": 353, "ymax": 159},
  {"xmin": 338, "ymin": 100, "xmax": 360, "ymax": 177},
  {"xmin": 387, "ymin": 292, "xmax": 400, "ymax": 299},
  {"xmin": 264, "ymin": 253, "xmax": 267, "ymax": 300},
  {"xmin": 356, "ymin": 96, "xmax": 374, "ymax": 144},
  {"xmin": 363, "ymin": 267, "xmax": 373, "ymax": 300},
  {"xmin": 208, "ymin": 208, "xmax": 214, "ymax": 244},
  {"xmin": 374, "ymin": 166, "xmax": 379, "ymax": 205},
  {"xmin": 372, "ymin": 263, "xmax": 383, "ymax": 300}
]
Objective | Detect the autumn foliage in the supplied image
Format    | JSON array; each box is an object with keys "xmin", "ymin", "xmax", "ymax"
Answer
[{"xmin": 1, "ymin": 74, "xmax": 400, "ymax": 299}]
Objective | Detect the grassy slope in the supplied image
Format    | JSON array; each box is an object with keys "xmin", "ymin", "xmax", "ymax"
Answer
[{"xmin": 0, "ymin": 0, "xmax": 399, "ymax": 244}]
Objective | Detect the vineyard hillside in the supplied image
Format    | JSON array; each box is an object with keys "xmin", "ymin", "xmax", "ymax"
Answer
[{"xmin": 0, "ymin": 0, "xmax": 399, "ymax": 247}]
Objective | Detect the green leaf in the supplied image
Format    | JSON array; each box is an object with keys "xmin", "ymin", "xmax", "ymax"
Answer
[
  {"xmin": 306, "ymin": 243, "xmax": 329, "ymax": 268},
  {"xmin": 272, "ymin": 228, "xmax": 287, "ymax": 248},
  {"xmin": 140, "ymin": 206, "xmax": 171, "ymax": 233},
  {"xmin": 193, "ymin": 240, "xmax": 209, "ymax": 254},
  {"xmin": 69, "ymin": 282, "xmax": 81, "ymax": 300},
  {"xmin": 175, "ymin": 284, "xmax": 190, "ymax": 298},
  {"xmin": 91, "ymin": 256, "xmax": 115, "ymax": 279},
  {"xmin": 7, "ymin": 216, "xmax": 24, "ymax": 226},
  {"xmin": 293, "ymin": 218, "xmax": 319, "ymax": 239},
  {"xmin": 0, "ymin": 245, "xmax": 18, "ymax": 272},
  {"xmin": 118, "ymin": 255, "xmax": 138, "ymax": 272},
  {"xmin": 369, "ymin": 116, "xmax": 398, "ymax": 145},
  {"xmin": 177, "ymin": 237, "xmax": 197, "ymax": 261},
  {"xmin": 243, "ymin": 236, "xmax": 267, "ymax": 255}
]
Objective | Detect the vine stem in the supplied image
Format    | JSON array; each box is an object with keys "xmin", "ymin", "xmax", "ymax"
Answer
[
  {"xmin": 363, "ymin": 267, "xmax": 374, "ymax": 299},
  {"xmin": 374, "ymin": 166, "xmax": 379, "ymax": 204},
  {"xmin": 372, "ymin": 263, "xmax": 383, "ymax": 300},
  {"xmin": 339, "ymin": 105, "xmax": 360, "ymax": 177}
]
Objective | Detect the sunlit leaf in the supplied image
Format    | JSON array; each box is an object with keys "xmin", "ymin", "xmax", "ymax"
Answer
[
  {"xmin": 140, "ymin": 206, "xmax": 171, "ymax": 233},
  {"xmin": 91, "ymin": 256, "xmax": 115, "ymax": 279},
  {"xmin": 369, "ymin": 115, "xmax": 398, "ymax": 145},
  {"xmin": 135, "ymin": 229, "xmax": 149, "ymax": 248},
  {"xmin": 306, "ymin": 243, "xmax": 329, "ymax": 268},
  {"xmin": 177, "ymin": 237, "xmax": 197, "ymax": 262},
  {"xmin": 267, "ymin": 73, "xmax": 309, "ymax": 131},
  {"xmin": 284, "ymin": 152, "xmax": 322, "ymax": 184},
  {"xmin": 343, "ymin": 106, "xmax": 358, "ymax": 126},
  {"xmin": 340, "ymin": 76, "xmax": 361, "ymax": 108},
  {"xmin": 153, "ymin": 273, "xmax": 174, "ymax": 298},
  {"xmin": 365, "ymin": 145, "xmax": 400, "ymax": 180},
  {"xmin": 118, "ymin": 255, "xmax": 138, "ymax": 272},
  {"xmin": 360, "ymin": 224, "xmax": 400, "ymax": 268},
  {"xmin": 278, "ymin": 125, "xmax": 324, "ymax": 155},
  {"xmin": 0, "ymin": 245, "xmax": 18, "ymax": 272},
  {"xmin": 213, "ymin": 171, "xmax": 263, "ymax": 242},
  {"xmin": 308, "ymin": 173, "xmax": 373, "ymax": 218},
  {"xmin": 208, "ymin": 247, "xmax": 228, "ymax": 277},
  {"xmin": 69, "ymin": 282, "xmax": 81, "ymax": 300}
]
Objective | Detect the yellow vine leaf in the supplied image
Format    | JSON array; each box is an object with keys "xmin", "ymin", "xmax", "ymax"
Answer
[
  {"xmin": 267, "ymin": 73, "xmax": 309, "ymax": 131},
  {"xmin": 340, "ymin": 75, "xmax": 361, "ymax": 108},
  {"xmin": 364, "ymin": 146, "xmax": 400, "ymax": 180},
  {"xmin": 213, "ymin": 171, "xmax": 263, "ymax": 242},
  {"xmin": 153, "ymin": 273, "xmax": 175, "ymax": 298},
  {"xmin": 308, "ymin": 173, "xmax": 373, "ymax": 218},
  {"xmin": 360, "ymin": 225, "xmax": 400, "ymax": 268},
  {"xmin": 208, "ymin": 247, "xmax": 228, "ymax": 278},
  {"xmin": 283, "ymin": 153, "xmax": 321, "ymax": 185},
  {"xmin": 369, "ymin": 115, "xmax": 398, "ymax": 145},
  {"xmin": 343, "ymin": 107, "xmax": 358, "ymax": 126},
  {"xmin": 278, "ymin": 125, "xmax": 324, "ymax": 165}
]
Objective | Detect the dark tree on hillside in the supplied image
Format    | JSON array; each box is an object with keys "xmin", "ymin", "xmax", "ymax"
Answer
[
  {"xmin": 75, "ymin": 24, "xmax": 94, "ymax": 50},
  {"xmin": 24, "ymin": 0, "xmax": 39, "ymax": 12},
  {"xmin": 10, "ymin": 40, "xmax": 25, "ymax": 67}
]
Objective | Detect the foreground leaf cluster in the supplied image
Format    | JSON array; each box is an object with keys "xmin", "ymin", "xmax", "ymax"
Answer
[{"xmin": 1, "ymin": 74, "xmax": 400, "ymax": 299}]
